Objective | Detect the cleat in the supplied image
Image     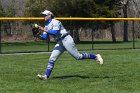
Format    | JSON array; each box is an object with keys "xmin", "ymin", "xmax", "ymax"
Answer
[
  {"xmin": 37, "ymin": 74, "xmax": 48, "ymax": 80},
  {"xmin": 95, "ymin": 54, "xmax": 103, "ymax": 65}
]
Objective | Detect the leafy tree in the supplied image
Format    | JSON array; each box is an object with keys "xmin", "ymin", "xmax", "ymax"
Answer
[
  {"xmin": 24, "ymin": 0, "xmax": 49, "ymax": 17},
  {"xmin": 0, "ymin": 0, "xmax": 16, "ymax": 36},
  {"xmin": 51, "ymin": 0, "xmax": 122, "ymax": 42},
  {"xmin": 0, "ymin": 0, "xmax": 4, "ymax": 17},
  {"xmin": 94, "ymin": 0, "xmax": 122, "ymax": 42},
  {"xmin": 24, "ymin": 0, "xmax": 122, "ymax": 42},
  {"xmin": 5, "ymin": 4, "xmax": 16, "ymax": 36}
]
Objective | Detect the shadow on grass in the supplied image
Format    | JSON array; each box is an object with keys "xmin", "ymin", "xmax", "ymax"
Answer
[
  {"xmin": 52, "ymin": 75, "xmax": 90, "ymax": 79},
  {"xmin": 76, "ymin": 41, "xmax": 133, "ymax": 44},
  {"xmin": 52, "ymin": 75, "xmax": 114, "ymax": 80}
]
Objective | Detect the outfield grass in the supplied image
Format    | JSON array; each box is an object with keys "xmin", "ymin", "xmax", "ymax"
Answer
[
  {"xmin": 0, "ymin": 50, "xmax": 140, "ymax": 93},
  {"xmin": 1, "ymin": 42, "xmax": 55, "ymax": 53},
  {"xmin": 1, "ymin": 39, "xmax": 140, "ymax": 53}
]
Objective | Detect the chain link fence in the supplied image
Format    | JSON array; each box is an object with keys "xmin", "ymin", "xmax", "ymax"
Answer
[{"xmin": 0, "ymin": 18, "xmax": 140, "ymax": 54}]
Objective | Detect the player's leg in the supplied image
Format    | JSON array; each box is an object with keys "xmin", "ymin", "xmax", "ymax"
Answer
[
  {"xmin": 37, "ymin": 41, "xmax": 65, "ymax": 80},
  {"xmin": 62, "ymin": 35, "xmax": 95, "ymax": 60},
  {"xmin": 45, "ymin": 43, "xmax": 65, "ymax": 78},
  {"xmin": 62, "ymin": 35, "xmax": 103, "ymax": 64}
]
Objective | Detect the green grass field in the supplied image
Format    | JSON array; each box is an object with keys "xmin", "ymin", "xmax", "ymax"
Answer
[
  {"xmin": 0, "ymin": 49, "xmax": 140, "ymax": 93},
  {"xmin": 1, "ymin": 39, "xmax": 140, "ymax": 53}
]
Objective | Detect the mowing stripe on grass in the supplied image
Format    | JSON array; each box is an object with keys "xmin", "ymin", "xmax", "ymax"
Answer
[{"xmin": 0, "ymin": 49, "xmax": 140, "ymax": 56}]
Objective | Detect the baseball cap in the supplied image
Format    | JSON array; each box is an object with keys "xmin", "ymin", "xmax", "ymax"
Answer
[{"xmin": 41, "ymin": 10, "xmax": 54, "ymax": 16}]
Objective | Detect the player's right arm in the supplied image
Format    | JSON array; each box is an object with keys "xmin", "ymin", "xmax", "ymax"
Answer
[
  {"xmin": 41, "ymin": 32, "xmax": 49, "ymax": 40},
  {"xmin": 38, "ymin": 20, "xmax": 60, "ymax": 36}
]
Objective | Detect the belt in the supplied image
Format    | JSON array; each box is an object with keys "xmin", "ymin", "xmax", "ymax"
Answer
[
  {"xmin": 56, "ymin": 33, "xmax": 69, "ymax": 41},
  {"xmin": 61, "ymin": 33, "xmax": 69, "ymax": 39}
]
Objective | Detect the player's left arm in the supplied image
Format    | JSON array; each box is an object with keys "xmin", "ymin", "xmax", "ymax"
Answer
[{"xmin": 32, "ymin": 24, "xmax": 49, "ymax": 40}]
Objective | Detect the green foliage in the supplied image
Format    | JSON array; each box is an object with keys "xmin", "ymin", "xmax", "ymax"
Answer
[
  {"xmin": 24, "ymin": 0, "xmax": 49, "ymax": 17},
  {"xmin": 100, "ymin": 0, "xmax": 122, "ymax": 17},
  {"xmin": 25, "ymin": 0, "xmax": 122, "ymax": 18},
  {"xmin": 0, "ymin": 0, "xmax": 16, "ymax": 17},
  {"xmin": 4, "ymin": 5, "xmax": 16, "ymax": 17},
  {"xmin": 24, "ymin": 0, "xmax": 123, "ymax": 41},
  {"xmin": 0, "ymin": 1, "xmax": 4, "ymax": 17}
]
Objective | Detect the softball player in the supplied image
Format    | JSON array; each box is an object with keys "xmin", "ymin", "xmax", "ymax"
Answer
[{"xmin": 37, "ymin": 10, "xmax": 103, "ymax": 80}]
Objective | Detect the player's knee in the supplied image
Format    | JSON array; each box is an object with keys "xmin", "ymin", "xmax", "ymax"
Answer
[
  {"xmin": 49, "ymin": 58, "xmax": 56, "ymax": 62},
  {"xmin": 49, "ymin": 52, "xmax": 60, "ymax": 62},
  {"xmin": 49, "ymin": 56, "xmax": 57, "ymax": 62}
]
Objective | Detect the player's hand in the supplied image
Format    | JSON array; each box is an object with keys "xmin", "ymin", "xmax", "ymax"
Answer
[
  {"xmin": 38, "ymin": 26, "xmax": 44, "ymax": 31},
  {"xmin": 38, "ymin": 26, "xmax": 48, "ymax": 32}
]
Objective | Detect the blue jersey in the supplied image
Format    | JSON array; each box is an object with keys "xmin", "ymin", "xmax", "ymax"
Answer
[{"xmin": 42, "ymin": 18, "xmax": 68, "ymax": 41}]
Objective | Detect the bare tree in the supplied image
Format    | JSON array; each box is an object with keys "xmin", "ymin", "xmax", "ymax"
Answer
[{"xmin": 122, "ymin": 0, "xmax": 130, "ymax": 42}]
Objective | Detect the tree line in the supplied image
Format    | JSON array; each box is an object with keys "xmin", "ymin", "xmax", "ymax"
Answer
[{"xmin": 0, "ymin": 0, "xmax": 134, "ymax": 42}]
